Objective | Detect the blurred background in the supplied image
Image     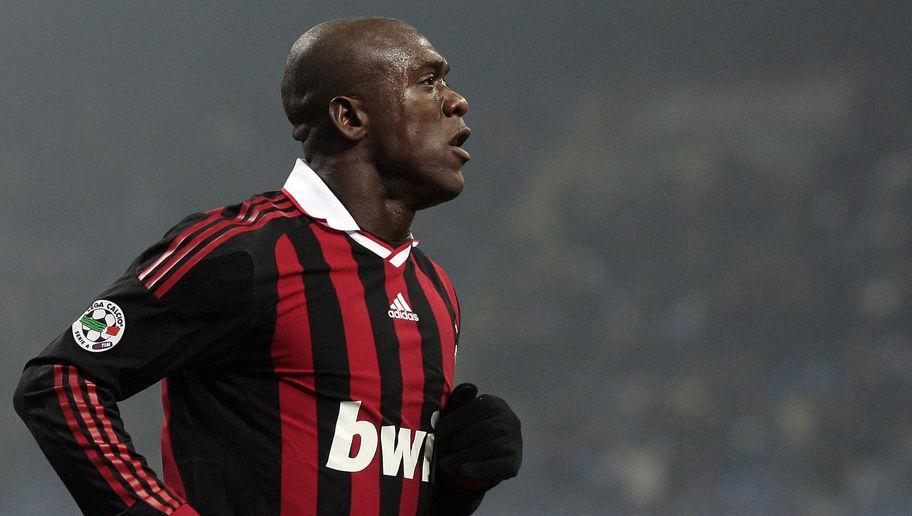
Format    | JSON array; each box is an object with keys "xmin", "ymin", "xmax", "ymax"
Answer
[{"xmin": 2, "ymin": 1, "xmax": 911, "ymax": 514}]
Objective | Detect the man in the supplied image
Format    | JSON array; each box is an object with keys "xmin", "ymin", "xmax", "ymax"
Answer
[{"xmin": 15, "ymin": 17, "xmax": 521, "ymax": 516}]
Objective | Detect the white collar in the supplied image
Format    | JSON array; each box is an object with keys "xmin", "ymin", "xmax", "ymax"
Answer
[
  {"xmin": 282, "ymin": 158, "xmax": 360, "ymax": 231},
  {"xmin": 281, "ymin": 159, "xmax": 418, "ymax": 266}
]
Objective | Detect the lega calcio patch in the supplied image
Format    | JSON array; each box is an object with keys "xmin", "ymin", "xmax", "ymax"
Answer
[{"xmin": 72, "ymin": 300, "xmax": 126, "ymax": 352}]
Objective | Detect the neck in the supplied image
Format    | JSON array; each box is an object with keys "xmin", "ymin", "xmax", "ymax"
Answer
[{"xmin": 307, "ymin": 154, "xmax": 415, "ymax": 243}]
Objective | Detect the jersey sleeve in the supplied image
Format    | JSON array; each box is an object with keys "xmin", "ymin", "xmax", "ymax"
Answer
[
  {"xmin": 14, "ymin": 215, "xmax": 254, "ymax": 515},
  {"xmin": 26, "ymin": 246, "xmax": 254, "ymax": 398}
]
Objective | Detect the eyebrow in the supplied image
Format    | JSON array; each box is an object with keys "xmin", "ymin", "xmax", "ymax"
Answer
[{"xmin": 410, "ymin": 57, "xmax": 449, "ymax": 75}]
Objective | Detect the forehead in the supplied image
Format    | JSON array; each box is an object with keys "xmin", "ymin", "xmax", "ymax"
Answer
[
  {"xmin": 371, "ymin": 32, "xmax": 447, "ymax": 77},
  {"xmin": 405, "ymin": 36, "xmax": 447, "ymax": 71}
]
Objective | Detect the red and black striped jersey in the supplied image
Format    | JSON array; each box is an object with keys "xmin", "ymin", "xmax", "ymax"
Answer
[{"xmin": 15, "ymin": 159, "xmax": 462, "ymax": 516}]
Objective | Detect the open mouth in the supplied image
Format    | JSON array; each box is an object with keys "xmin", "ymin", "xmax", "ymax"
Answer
[
  {"xmin": 450, "ymin": 128, "xmax": 472, "ymax": 162},
  {"xmin": 451, "ymin": 128, "xmax": 471, "ymax": 147}
]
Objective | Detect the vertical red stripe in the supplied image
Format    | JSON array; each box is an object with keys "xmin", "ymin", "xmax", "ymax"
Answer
[
  {"xmin": 67, "ymin": 368, "xmax": 174, "ymax": 513},
  {"xmin": 84, "ymin": 379, "xmax": 182, "ymax": 510},
  {"xmin": 429, "ymin": 261, "xmax": 460, "ymax": 327},
  {"xmin": 413, "ymin": 261, "xmax": 457, "ymax": 402},
  {"xmin": 273, "ymin": 234, "xmax": 319, "ymax": 516},
  {"xmin": 311, "ymin": 226, "xmax": 381, "ymax": 516},
  {"xmin": 54, "ymin": 365, "xmax": 134, "ymax": 507},
  {"xmin": 384, "ymin": 264, "xmax": 425, "ymax": 516},
  {"xmin": 161, "ymin": 379, "xmax": 187, "ymax": 499}
]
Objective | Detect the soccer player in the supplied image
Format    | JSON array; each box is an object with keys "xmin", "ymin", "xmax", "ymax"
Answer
[{"xmin": 14, "ymin": 17, "xmax": 521, "ymax": 516}]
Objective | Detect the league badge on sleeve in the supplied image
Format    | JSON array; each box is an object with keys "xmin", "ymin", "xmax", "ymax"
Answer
[{"xmin": 71, "ymin": 300, "xmax": 126, "ymax": 352}]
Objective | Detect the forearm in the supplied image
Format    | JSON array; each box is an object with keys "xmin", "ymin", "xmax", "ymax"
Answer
[
  {"xmin": 431, "ymin": 384, "xmax": 523, "ymax": 516},
  {"xmin": 15, "ymin": 362, "xmax": 194, "ymax": 515},
  {"xmin": 429, "ymin": 481, "xmax": 485, "ymax": 516}
]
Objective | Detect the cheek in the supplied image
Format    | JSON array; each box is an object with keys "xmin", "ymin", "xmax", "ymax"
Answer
[
  {"xmin": 394, "ymin": 119, "xmax": 436, "ymax": 161},
  {"xmin": 397, "ymin": 91, "xmax": 443, "ymax": 141}
]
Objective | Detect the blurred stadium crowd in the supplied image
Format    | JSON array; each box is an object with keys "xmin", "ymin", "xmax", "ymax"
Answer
[{"xmin": 466, "ymin": 67, "xmax": 911, "ymax": 513}]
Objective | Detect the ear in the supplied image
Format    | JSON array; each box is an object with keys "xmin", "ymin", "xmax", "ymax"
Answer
[{"xmin": 328, "ymin": 96, "xmax": 368, "ymax": 141}]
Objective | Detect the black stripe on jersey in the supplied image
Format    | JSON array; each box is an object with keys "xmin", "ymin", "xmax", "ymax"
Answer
[
  {"xmin": 291, "ymin": 225, "xmax": 352, "ymax": 516},
  {"xmin": 403, "ymin": 260, "xmax": 445, "ymax": 515},
  {"xmin": 150, "ymin": 202, "xmax": 297, "ymax": 291},
  {"xmin": 412, "ymin": 252, "xmax": 457, "ymax": 331},
  {"xmin": 72, "ymin": 376, "xmax": 180, "ymax": 511},
  {"xmin": 351, "ymin": 239, "xmax": 404, "ymax": 516}
]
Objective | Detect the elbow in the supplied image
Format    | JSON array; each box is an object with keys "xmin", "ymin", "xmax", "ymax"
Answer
[
  {"xmin": 12, "ymin": 374, "xmax": 28, "ymax": 420},
  {"xmin": 14, "ymin": 363, "xmax": 55, "ymax": 423},
  {"xmin": 13, "ymin": 369, "xmax": 32, "ymax": 423}
]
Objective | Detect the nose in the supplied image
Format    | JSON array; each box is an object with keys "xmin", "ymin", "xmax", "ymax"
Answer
[{"xmin": 443, "ymin": 88, "xmax": 468, "ymax": 117}]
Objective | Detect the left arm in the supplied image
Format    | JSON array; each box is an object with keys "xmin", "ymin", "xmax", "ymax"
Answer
[{"xmin": 430, "ymin": 383, "xmax": 523, "ymax": 516}]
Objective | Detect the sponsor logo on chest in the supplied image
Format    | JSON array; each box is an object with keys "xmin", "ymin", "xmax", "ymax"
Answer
[{"xmin": 327, "ymin": 400, "xmax": 437, "ymax": 482}]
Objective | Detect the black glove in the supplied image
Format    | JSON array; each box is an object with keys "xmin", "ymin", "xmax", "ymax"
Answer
[{"xmin": 430, "ymin": 383, "xmax": 522, "ymax": 515}]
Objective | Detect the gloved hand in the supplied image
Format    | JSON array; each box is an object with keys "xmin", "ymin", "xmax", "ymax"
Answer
[{"xmin": 434, "ymin": 383, "xmax": 522, "ymax": 492}]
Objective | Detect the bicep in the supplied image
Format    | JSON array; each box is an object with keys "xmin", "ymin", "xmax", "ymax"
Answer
[{"xmin": 28, "ymin": 249, "xmax": 254, "ymax": 399}]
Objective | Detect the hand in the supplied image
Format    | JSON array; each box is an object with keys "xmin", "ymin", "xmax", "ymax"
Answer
[{"xmin": 434, "ymin": 383, "xmax": 523, "ymax": 491}]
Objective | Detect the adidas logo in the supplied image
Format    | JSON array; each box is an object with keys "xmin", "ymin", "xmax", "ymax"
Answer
[{"xmin": 388, "ymin": 292, "xmax": 419, "ymax": 321}]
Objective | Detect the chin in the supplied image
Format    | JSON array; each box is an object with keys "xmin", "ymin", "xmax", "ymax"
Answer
[
  {"xmin": 415, "ymin": 170, "xmax": 464, "ymax": 210},
  {"xmin": 440, "ymin": 169, "xmax": 465, "ymax": 200}
]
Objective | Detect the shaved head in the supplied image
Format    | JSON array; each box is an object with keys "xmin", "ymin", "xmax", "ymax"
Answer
[
  {"xmin": 279, "ymin": 17, "xmax": 470, "ymax": 218},
  {"xmin": 281, "ymin": 17, "xmax": 426, "ymax": 144}
]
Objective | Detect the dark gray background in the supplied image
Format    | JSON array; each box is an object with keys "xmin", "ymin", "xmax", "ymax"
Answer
[{"xmin": 3, "ymin": 1, "xmax": 911, "ymax": 514}]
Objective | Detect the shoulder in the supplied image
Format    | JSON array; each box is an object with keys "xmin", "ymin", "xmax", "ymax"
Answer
[
  {"xmin": 131, "ymin": 191, "xmax": 307, "ymax": 299},
  {"xmin": 411, "ymin": 248, "xmax": 460, "ymax": 319},
  {"xmin": 412, "ymin": 248, "xmax": 457, "ymax": 290}
]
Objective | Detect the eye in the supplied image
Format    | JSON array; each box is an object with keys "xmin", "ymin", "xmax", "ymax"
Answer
[{"xmin": 419, "ymin": 74, "xmax": 436, "ymax": 87}]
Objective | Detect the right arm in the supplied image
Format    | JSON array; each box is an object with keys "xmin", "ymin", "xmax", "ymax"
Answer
[
  {"xmin": 14, "ymin": 234, "xmax": 253, "ymax": 515},
  {"xmin": 15, "ymin": 363, "xmax": 197, "ymax": 515}
]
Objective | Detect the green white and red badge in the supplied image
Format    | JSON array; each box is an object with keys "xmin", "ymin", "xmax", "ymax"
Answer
[{"xmin": 71, "ymin": 299, "xmax": 126, "ymax": 352}]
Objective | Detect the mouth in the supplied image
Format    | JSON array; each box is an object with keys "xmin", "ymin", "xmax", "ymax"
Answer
[{"xmin": 449, "ymin": 127, "xmax": 472, "ymax": 162}]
